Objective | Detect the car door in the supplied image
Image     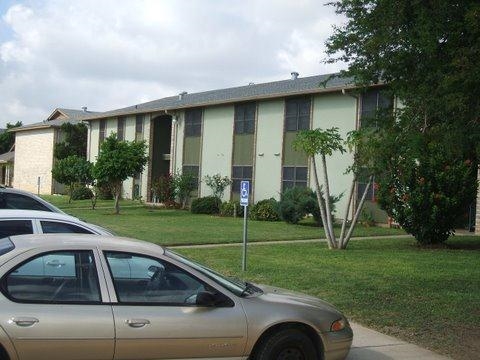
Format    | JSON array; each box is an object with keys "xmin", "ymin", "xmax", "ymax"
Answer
[
  {"xmin": 104, "ymin": 251, "xmax": 248, "ymax": 360},
  {"xmin": 0, "ymin": 249, "xmax": 115, "ymax": 360}
]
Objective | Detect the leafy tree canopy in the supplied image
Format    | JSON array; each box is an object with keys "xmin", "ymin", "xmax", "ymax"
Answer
[
  {"xmin": 51, "ymin": 155, "xmax": 93, "ymax": 203},
  {"xmin": 326, "ymin": 0, "xmax": 480, "ymax": 244},
  {"xmin": 54, "ymin": 122, "xmax": 88, "ymax": 160},
  {"xmin": 93, "ymin": 134, "xmax": 148, "ymax": 214},
  {"xmin": 0, "ymin": 121, "xmax": 22, "ymax": 154}
]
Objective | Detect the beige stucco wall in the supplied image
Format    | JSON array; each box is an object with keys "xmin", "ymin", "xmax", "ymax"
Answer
[
  {"xmin": 312, "ymin": 93, "xmax": 357, "ymax": 217},
  {"xmin": 13, "ymin": 128, "xmax": 55, "ymax": 194},
  {"xmin": 200, "ymin": 105, "xmax": 234, "ymax": 200},
  {"xmin": 254, "ymin": 99, "xmax": 284, "ymax": 201}
]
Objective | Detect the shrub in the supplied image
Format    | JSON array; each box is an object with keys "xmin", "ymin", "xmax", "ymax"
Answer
[
  {"xmin": 71, "ymin": 186, "xmax": 93, "ymax": 200},
  {"xmin": 220, "ymin": 200, "xmax": 243, "ymax": 217},
  {"xmin": 278, "ymin": 187, "xmax": 341, "ymax": 225},
  {"xmin": 204, "ymin": 174, "xmax": 232, "ymax": 199},
  {"xmin": 173, "ymin": 172, "xmax": 198, "ymax": 209},
  {"xmin": 191, "ymin": 196, "xmax": 221, "ymax": 214},
  {"xmin": 96, "ymin": 183, "xmax": 113, "ymax": 200},
  {"xmin": 249, "ymin": 198, "xmax": 280, "ymax": 221},
  {"xmin": 152, "ymin": 174, "xmax": 175, "ymax": 203}
]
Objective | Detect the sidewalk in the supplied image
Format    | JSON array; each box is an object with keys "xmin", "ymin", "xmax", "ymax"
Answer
[{"xmin": 348, "ymin": 322, "xmax": 450, "ymax": 360}]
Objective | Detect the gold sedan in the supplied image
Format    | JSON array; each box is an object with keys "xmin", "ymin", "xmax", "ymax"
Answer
[{"xmin": 0, "ymin": 234, "xmax": 352, "ymax": 360}]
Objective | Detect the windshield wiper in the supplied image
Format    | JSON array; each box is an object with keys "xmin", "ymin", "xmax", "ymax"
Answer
[{"xmin": 241, "ymin": 282, "xmax": 263, "ymax": 297}]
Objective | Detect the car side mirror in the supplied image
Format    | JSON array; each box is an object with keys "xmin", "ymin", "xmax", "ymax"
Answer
[{"xmin": 196, "ymin": 291, "xmax": 218, "ymax": 307}]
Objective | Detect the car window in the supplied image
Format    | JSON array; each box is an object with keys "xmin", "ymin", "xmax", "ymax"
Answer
[
  {"xmin": 0, "ymin": 238, "xmax": 15, "ymax": 256},
  {"xmin": 1, "ymin": 250, "xmax": 101, "ymax": 303},
  {"xmin": 0, "ymin": 220, "xmax": 34, "ymax": 238},
  {"xmin": 40, "ymin": 221, "xmax": 95, "ymax": 234},
  {"xmin": 1, "ymin": 193, "xmax": 50, "ymax": 211},
  {"xmin": 105, "ymin": 251, "xmax": 210, "ymax": 305}
]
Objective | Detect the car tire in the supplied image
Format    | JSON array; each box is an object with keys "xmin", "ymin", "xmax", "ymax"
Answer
[{"xmin": 255, "ymin": 328, "xmax": 318, "ymax": 360}]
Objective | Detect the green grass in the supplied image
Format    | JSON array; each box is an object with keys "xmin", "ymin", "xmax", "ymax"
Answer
[
  {"xmin": 177, "ymin": 237, "xmax": 480, "ymax": 360},
  {"xmin": 41, "ymin": 196, "xmax": 406, "ymax": 245}
]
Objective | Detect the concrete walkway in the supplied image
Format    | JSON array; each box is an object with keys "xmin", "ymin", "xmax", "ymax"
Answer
[{"xmin": 348, "ymin": 323, "xmax": 450, "ymax": 359}]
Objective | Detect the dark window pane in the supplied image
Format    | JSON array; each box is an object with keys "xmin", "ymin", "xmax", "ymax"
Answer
[
  {"xmin": 185, "ymin": 109, "xmax": 202, "ymax": 137},
  {"xmin": 285, "ymin": 100, "xmax": 298, "ymax": 117},
  {"xmin": 105, "ymin": 252, "xmax": 211, "ymax": 305},
  {"xmin": 234, "ymin": 121, "xmax": 244, "ymax": 134},
  {"xmin": 285, "ymin": 116, "xmax": 298, "ymax": 131},
  {"xmin": 298, "ymin": 100, "xmax": 311, "ymax": 116},
  {"xmin": 243, "ymin": 166, "xmax": 252, "ymax": 179},
  {"xmin": 5, "ymin": 251, "xmax": 100, "ymax": 303},
  {"xmin": 232, "ymin": 179, "xmax": 241, "ymax": 194},
  {"xmin": 4, "ymin": 194, "xmax": 50, "ymax": 211},
  {"xmin": 283, "ymin": 167, "xmax": 295, "ymax": 181},
  {"xmin": 244, "ymin": 120, "xmax": 255, "ymax": 134},
  {"xmin": 232, "ymin": 166, "xmax": 243, "ymax": 178},
  {"xmin": 117, "ymin": 117, "xmax": 125, "ymax": 141},
  {"xmin": 282, "ymin": 181, "xmax": 294, "ymax": 190},
  {"xmin": 135, "ymin": 115, "xmax": 143, "ymax": 134},
  {"xmin": 41, "ymin": 221, "xmax": 94, "ymax": 234},
  {"xmin": 295, "ymin": 181, "xmax": 308, "ymax": 188},
  {"xmin": 295, "ymin": 167, "xmax": 308, "ymax": 181},
  {"xmin": 298, "ymin": 116, "xmax": 310, "ymax": 130},
  {"xmin": 0, "ymin": 220, "xmax": 33, "ymax": 238}
]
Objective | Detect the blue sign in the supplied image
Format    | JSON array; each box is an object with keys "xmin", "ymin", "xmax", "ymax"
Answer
[{"xmin": 240, "ymin": 181, "xmax": 250, "ymax": 206}]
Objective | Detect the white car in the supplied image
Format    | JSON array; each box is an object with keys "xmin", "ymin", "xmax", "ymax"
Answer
[{"xmin": 0, "ymin": 210, "xmax": 113, "ymax": 237}]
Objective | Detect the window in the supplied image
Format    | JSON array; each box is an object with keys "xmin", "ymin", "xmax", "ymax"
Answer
[
  {"xmin": 0, "ymin": 220, "xmax": 33, "ymax": 238},
  {"xmin": 360, "ymin": 89, "xmax": 393, "ymax": 127},
  {"xmin": 232, "ymin": 166, "xmax": 252, "ymax": 194},
  {"xmin": 357, "ymin": 179, "xmax": 377, "ymax": 202},
  {"xmin": 185, "ymin": 109, "xmax": 202, "ymax": 137},
  {"xmin": 0, "ymin": 238, "xmax": 15, "ymax": 256},
  {"xmin": 105, "ymin": 251, "xmax": 214, "ymax": 305},
  {"xmin": 234, "ymin": 103, "xmax": 256, "ymax": 134},
  {"xmin": 182, "ymin": 165, "xmax": 199, "ymax": 189},
  {"xmin": 282, "ymin": 166, "xmax": 308, "ymax": 190},
  {"xmin": 40, "ymin": 221, "xmax": 95, "ymax": 234},
  {"xmin": 285, "ymin": 97, "xmax": 311, "ymax": 132},
  {"xmin": 117, "ymin": 117, "xmax": 126, "ymax": 141},
  {"xmin": 99, "ymin": 119, "xmax": 107, "ymax": 144},
  {"xmin": 0, "ymin": 193, "xmax": 50, "ymax": 211},
  {"xmin": 2, "ymin": 251, "xmax": 101, "ymax": 303},
  {"xmin": 135, "ymin": 114, "xmax": 144, "ymax": 141}
]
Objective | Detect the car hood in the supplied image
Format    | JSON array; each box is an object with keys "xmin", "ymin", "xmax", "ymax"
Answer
[{"xmin": 255, "ymin": 284, "xmax": 340, "ymax": 314}]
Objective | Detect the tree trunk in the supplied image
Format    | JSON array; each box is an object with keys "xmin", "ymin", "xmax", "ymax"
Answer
[
  {"xmin": 339, "ymin": 178, "xmax": 356, "ymax": 249},
  {"xmin": 311, "ymin": 157, "xmax": 335, "ymax": 249},
  {"xmin": 113, "ymin": 182, "xmax": 121, "ymax": 214},
  {"xmin": 341, "ymin": 175, "xmax": 373, "ymax": 249},
  {"xmin": 320, "ymin": 155, "xmax": 337, "ymax": 248}
]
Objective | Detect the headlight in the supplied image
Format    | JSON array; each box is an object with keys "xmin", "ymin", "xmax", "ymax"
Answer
[{"xmin": 330, "ymin": 318, "xmax": 347, "ymax": 332}]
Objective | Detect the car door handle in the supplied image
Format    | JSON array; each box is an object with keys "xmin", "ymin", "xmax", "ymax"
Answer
[
  {"xmin": 10, "ymin": 317, "xmax": 39, "ymax": 327},
  {"xmin": 126, "ymin": 319, "xmax": 150, "ymax": 328}
]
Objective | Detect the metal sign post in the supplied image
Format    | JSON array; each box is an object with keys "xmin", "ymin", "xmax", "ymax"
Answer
[{"xmin": 240, "ymin": 181, "xmax": 249, "ymax": 271}]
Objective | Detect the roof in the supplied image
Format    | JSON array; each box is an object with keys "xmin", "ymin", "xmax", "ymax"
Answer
[
  {"xmin": 0, "ymin": 151, "xmax": 14, "ymax": 163},
  {"xmin": 0, "ymin": 209, "xmax": 79, "ymax": 221},
  {"xmin": 6, "ymin": 233, "xmax": 165, "ymax": 254},
  {"xmin": 83, "ymin": 73, "xmax": 354, "ymax": 121},
  {"xmin": 11, "ymin": 107, "xmax": 100, "ymax": 133}
]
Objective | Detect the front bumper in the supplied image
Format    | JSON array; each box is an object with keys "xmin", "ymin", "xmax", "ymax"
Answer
[{"xmin": 321, "ymin": 326, "xmax": 353, "ymax": 360}]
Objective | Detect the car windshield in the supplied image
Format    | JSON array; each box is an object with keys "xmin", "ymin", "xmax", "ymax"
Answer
[
  {"xmin": 0, "ymin": 237, "xmax": 15, "ymax": 256},
  {"xmin": 165, "ymin": 250, "xmax": 246, "ymax": 296}
]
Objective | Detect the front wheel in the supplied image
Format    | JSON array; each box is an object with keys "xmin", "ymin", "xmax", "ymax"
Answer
[{"xmin": 255, "ymin": 328, "xmax": 318, "ymax": 360}]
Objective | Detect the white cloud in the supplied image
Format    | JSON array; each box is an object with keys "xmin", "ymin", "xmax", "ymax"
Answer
[{"xmin": 0, "ymin": 0, "xmax": 346, "ymax": 127}]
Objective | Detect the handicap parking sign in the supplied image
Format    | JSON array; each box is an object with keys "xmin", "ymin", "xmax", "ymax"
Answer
[{"xmin": 240, "ymin": 181, "xmax": 249, "ymax": 206}]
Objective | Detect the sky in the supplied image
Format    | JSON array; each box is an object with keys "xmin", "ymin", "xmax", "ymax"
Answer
[{"xmin": 0, "ymin": 0, "xmax": 346, "ymax": 127}]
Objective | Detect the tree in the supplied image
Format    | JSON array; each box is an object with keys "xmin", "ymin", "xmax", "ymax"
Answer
[
  {"xmin": 54, "ymin": 122, "xmax": 88, "ymax": 160},
  {"xmin": 51, "ymin": 155, "xmax": 93, "ymax": 203},
  {"xmin": 173, "ymin": 172, "xmax": 198, "ymax": 209},
  {"xmin": 203, "ymin": 174, "xmax": 232, "ymax": 199},
  {"xmin": 293, "ymin": 127, "xmax": 372, "ymax": 249},
  {"xmin": 93, "ymin": 134, "xmax": 148, "ymax": 214},
  {"xmin": 325, "ymin": 0, "xmax": 480, "ymax": 244},
  {"xmin": 0, "ymin": 121, "xmax": 22, "ymax": 154}
]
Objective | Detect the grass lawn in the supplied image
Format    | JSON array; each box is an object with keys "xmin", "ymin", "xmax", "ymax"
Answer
[
  {"xmin": 41, "ymin": 196, "xmax": 406, "ymax": 245},
  {"xmin": 177, "ymin": 237, "xmax": 480, "ymax": 360}
]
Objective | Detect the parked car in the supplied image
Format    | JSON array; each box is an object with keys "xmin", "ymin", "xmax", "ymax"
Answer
[
  {"xmin": 0, "ymin": 210, "xmax": 113, "ymax": 237},
  {"xmin": 0, "ymin": 187, "xmax": 64, "ymax": 213},
  {"xmin": 0, "ymin": 234, "xmax": 352, "ymax": 360}
]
